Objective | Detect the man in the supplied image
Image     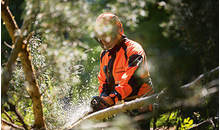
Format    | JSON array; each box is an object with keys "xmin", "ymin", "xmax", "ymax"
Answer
[{"xmin": 92, "ymin": 12, "xmax": 154, "ymax": 112}]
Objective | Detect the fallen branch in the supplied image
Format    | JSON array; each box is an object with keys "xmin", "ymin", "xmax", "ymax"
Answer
[
  {"xmin": 66, "ymin": 67, "xmax": 219, "ymax": 129},
  {"xmin": 181, "ymin": 66, "xmax": 219, "ymax": 89},
  {"xmin": 65, "ymin": 95, "xmax": 156, "ymax": 129}
]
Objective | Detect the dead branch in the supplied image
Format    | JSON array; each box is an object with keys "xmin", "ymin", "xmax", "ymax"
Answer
[
  {"xmin": 181, "ymin": 66, "xmax": 219, "ymax": 89},
  {"xmin": 4, "ymin": 41, "xmax": 13, "ymax": 49},
  {"xmin": 66, "ymin": 67, "xmax": 219, "ymax": 129},
  {"xmin": 1, "ymin": 118, "xmax": 24, "ymax": 130}
]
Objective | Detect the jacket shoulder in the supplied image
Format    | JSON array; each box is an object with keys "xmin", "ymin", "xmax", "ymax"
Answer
[{"xmin": 125, "ymin": 39, "xmax": 145, "ymax": 56}]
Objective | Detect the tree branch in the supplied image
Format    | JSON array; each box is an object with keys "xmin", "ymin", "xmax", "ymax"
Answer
[
  {"xmin": 4, "ymin": 41, "xmax": 13, "ymax": 49},
  {"xmin": 2, "ymin": 108, "xmax": 14, "ymax": 123},
  {"xmin": 1, "ymin": 118, "xmax": 24, "ymax": 130},
  {"xmin": 1, "ymin": 0, "xmax": 19, "ymax": 42},
  {"xmin": 1, "ymin": 0, "xmax": 21, "ymax": 102},
  {"xmin": 66, "ymin": 67, "xmax": 219, "ymax": 129},
  {"xmin": 188, "ymin": 117, "xmax": 217, "ymax": 130},
  {"xmin": 1, "ymin": 1, "xmax": 46, "ymax": 129},
  {"xmin": 20, "ymin": 33, "xmax": 46, "ymax": 129},
  {"xmin": 7, "ymin": 102, "xmax": 28, "ymax": 130}
]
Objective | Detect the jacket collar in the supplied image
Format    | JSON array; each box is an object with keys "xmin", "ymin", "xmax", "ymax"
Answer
[{"xmin": 108, "ymin": 35, "xmax": 127, "ymax": 55}]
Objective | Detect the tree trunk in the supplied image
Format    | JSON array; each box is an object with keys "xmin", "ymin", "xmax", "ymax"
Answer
[{"xmin": 1, "ymin": 0, "xmax": 46, "ymax": 129}]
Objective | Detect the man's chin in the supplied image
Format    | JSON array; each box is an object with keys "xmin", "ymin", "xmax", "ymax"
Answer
[
  {"xmin": 103, "ymin": 44, "xmax": 114, "ymax": 50},
  {"xmin": 105, "ymin": 46, "xmax": 114, "ymax": 50}
]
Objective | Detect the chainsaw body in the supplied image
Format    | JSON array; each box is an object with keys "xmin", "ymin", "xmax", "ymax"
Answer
[{"xmin": 90, "ymin": 96, "xmax": 110, "ymax": 113}]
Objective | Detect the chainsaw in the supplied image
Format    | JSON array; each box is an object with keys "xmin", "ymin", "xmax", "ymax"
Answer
[
  {"xmin": 65, "ymin": 96, "xmax": 110, "ymax": 129},
  {"xmin": 89, "ymin": 96, "xmax": 111, "ymax": 113}
]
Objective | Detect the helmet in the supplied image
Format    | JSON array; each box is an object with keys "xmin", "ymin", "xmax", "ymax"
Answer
[{"xmin": 94, "ymin": 13, "xmax": 124, "ymax": 50}]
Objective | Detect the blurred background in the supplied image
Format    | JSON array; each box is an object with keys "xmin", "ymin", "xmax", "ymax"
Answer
[{"xmin": 1, "ymin": 0, "xmax": 218, "ymax": 129}]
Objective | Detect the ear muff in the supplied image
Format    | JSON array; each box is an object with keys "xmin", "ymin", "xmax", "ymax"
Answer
[
  {"xmin": 118, "ymin": 22, "xmax": 124, "ymax": 35},
  {"xmin": 111, "ymin": 15, "xmax": 124, "ymax": 35}
]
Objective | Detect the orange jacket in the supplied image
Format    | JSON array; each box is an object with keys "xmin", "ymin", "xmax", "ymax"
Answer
[{"xmin": 98, "ymin": 35, "xmax": 154, "ymax": 104}]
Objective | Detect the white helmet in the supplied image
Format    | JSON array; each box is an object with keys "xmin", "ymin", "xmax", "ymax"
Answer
[{"xmin": 94, "ymin": 13, "xmax": 124, "ymax": 50}]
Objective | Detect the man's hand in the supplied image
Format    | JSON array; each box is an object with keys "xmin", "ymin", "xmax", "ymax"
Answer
[
  {"xmin": 102, "ymin": 96, "xmax": 114, "ymax": 106},
  {"xmin": 90, "ymin": 96, "xmax": 115, "ymax": 112}
]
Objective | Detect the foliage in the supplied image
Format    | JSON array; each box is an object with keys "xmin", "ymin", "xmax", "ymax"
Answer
[
  {"xmin": 155, "ymin": 110, "xmax": 194, "ymax": 130},
  {"xmin": 1, "ymin": 0, "xmax": 218, "ymax": 129},
  {"xmin": 160, "ymin": 0, "xmax": 219, "ymax": 71},
  {"xmin": 1, "ymin": 37, "xmax": 64, "ymax": 128}
]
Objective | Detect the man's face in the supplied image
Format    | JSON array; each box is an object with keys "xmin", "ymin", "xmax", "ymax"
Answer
[
  {"xmin": 96, "ymin": 32, "xmax": 116, "ymax": 50},
  {"xmin": 95, "ymin": 18, "xmax": 119, "ymax": 50}
]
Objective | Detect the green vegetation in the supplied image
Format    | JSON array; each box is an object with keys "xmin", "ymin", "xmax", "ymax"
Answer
[{"xmin": 1, "ymin": 0, "xmax": 218, "ymax": 129}]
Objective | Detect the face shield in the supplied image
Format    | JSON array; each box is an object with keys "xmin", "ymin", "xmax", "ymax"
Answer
[
  {"xmin": 94, "ymin": 13, "xmax": 124, "ymax": 50},
  {"xmin": 94, "ymin": 24, "xmax": 118, "ymax": 50}
]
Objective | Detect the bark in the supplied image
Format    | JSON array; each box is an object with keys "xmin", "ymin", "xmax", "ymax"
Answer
[
  {"xmin": 19, "ymin": 33, "xmax": 46, "ymax": 129},
  {"xmin": 1, "ymin": 0, "xmax": 46, "ymax": 129},
  {"xmin": 1, "ymin": 0, "xmax": 19, "ymax": 42},
  {"xmin": 1, "ymin": 0, "xmax": 20, "ymax": 101},
  {"xmin": 66, "ymin": 67, "xmax": 219, "ymax": 129}
]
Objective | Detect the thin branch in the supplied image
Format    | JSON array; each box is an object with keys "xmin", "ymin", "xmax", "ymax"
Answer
[
  {"xmin": 24, "ymin": 31, "xmax": 34, "ymax": 44},
  {"xmin": 1, "ymin": 118, "xmax": 24, "ymax": 130},
  {"xmin": 2, "ymin": 108, "xmax": 14, "ymax": 123},
  {"xmin": 7, "ymin": 102, "xmax": 28, "ymax": 130},
  {"xmin": 181, "ymin": 66, "xmax": 219, "ymax": 89},
  {"xmin": 4, "ymin": 41, "xmax": 13, "ymax": 49},
  {"xmin": 187, "ymin": 117, "xmax": 216, "ymax": 130},
  {"xmin": 11, "ymin": 91, "xmax": 30, "ymax": 98}
]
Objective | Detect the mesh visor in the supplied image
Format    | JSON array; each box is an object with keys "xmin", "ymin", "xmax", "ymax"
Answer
[
  {"xmin": 94, "ymin": 36, "xmax": 105, "ymax": 49},
  {"xmin": 94, "ymin": 13, "xmax": 124, "ymax": 50}
]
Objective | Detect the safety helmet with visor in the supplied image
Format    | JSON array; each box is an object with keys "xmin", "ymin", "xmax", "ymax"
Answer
[{"xmin": 94, "ymin": 13, "xmax": 124, "ymax": 50}]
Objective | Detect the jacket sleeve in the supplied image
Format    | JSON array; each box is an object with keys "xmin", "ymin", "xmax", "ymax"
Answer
[
  {"xmin": 98, "ymin": 52, "xmax": 110, "ymax": 97},
  {"xmin": 109, "ymin": 44, "xmax": 151, "ymax": 103}
]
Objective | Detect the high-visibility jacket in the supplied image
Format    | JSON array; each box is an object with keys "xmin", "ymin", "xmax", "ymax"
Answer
[{"xmin": 98, "ymin": 35, "xmax": 154, "ymax": 104}]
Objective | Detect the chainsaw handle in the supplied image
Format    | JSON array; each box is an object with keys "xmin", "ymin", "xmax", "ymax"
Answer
[{"xmin": 90, "ymin": 96, "xmax": 110, "ymax": 112}]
